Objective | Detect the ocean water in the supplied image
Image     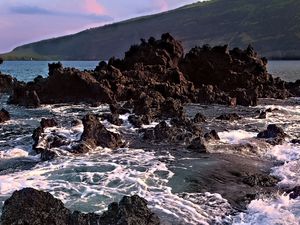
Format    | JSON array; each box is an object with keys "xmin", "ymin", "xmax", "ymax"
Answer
[
  {"xmin": 0, "ymin": 60, "xmax": 299, "ymax": 82},
  {"xmin": 0, "ymin": 61, "xmax": 300, "ymax": 224}
]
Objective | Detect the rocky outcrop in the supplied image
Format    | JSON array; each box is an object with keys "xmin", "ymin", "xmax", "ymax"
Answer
[
  {"xmin": 74, "ymin": 114, "xmax": 123, "ymax": 153},
  {"xmin": 32, "ymin": 118, "xmax": 60, "ymax": 160},
  {"xmin": 179, "ymin": 44, "xmax": 293, "ymax": 105},
  {"xmin": 7, "ymin": 33, "xmax": 299, "ymax": 108},
  {"xmin": 0, "ymin": 188, "xmax": 160, "ymax": 225},
  {"xmin": 0, "ymin": 73, "xmax": 21, "ymax": 94},
  {"xmin": 257, "ymin": 124, "xmax": 287, "ymax": 145},
  {"xmin": 0, "ymin": 108, "xmax": 10, "ymax": 123},
  {"xmin": 204, "ymin": 130, "xmax": 220, "ymax": 142}
]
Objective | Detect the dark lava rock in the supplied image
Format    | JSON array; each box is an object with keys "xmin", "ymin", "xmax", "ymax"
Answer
[
  {"xmin": 100, "ymin": 113, "xmax": 123, "ymax": 126},
  {"xmin": 110, "ymin": 104, "xmax": 131, "ymax": 115},
  {"xmin": 257, "ymin": 124, "xmax": 287, "ymax": 143},
  {"xmin": 128, "ymin": 115, "xmax": 150, "ymax": 128},
  {"xmin": 78, "ymin": 114, "xmax": 123, "ymax": 151},
  {"xmin": 116, "ymin": 33, "xmax": 184, "ymax": 70},
  {"xmin": 0, "ymin": 188, "xmax": 160, "ymax": 225},
  {"xmin": 143, "ymin": 120, "xmax": 202, "ymax": 145},
  {"xmin": 216, "ymin": 113, "xmax": 241, "ymax": 121},
  {"xmin": 99, "ymin": 195, "xmax": 160, "ymax": 225},
  {"xmin": 41, "ymin": 118, "xmax": 58, "ymax": 128},
  {"xmin": 187, "ymin": 137, "xmax": 207, "ymax": 153},
  {"xmin": 291, "ymin": 139, "xmax": 300, "ymax": 144},
  {"xmin": 7, "ymin": 34, "xmax": 299, "ymax": 108},
  {"xmin": 32, "ymin": 126, "xmax": 44, "ymax": 150},
  {"xmin": 242, "ymin": 174, "xmax": 279, "ymax": 187},
  {"xmin": 8, "ymin": 85, "xmax": 41, "ymax": 108},
  {"xmin": 40, "ymin": 149, "xmax": 58, "ymax": 161},
  {"xmin": 288, "ymin": 186, "xmax": 300, "ymax": 199},
  {"xmin": 193, "ymin": 113, "xmax": 206, "ymax": 123},
  {"xmin": 258, "ymin": 111, "xmax": 267, "ymax": 119},
  {"xmin": 0, "ymin": 108, "xmax": 10, "ymax": 123},
  {"xmin": 0, "ymin": 73, "xmax": 20, "ymax": 94},
  {"xmin": 204, "ymin": 130, "xmax": 220, "ymax": 142}
]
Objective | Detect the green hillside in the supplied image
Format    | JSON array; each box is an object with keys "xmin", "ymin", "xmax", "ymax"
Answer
[{"xmin": 2, "ymin": 0, "xmax": 300, "ymax": 60}]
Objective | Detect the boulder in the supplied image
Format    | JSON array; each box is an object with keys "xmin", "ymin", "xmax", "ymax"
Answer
[
  {"xmin": 257, "ymin": 124, "xmax": 286, "ymax": 139},
  {"xmin": 0, "ymin": 73, "xmax": 20, "ymax": 94},
  {"xmin": 0, "ymin": 188, "xmax": 160, "ymax": 225},
  {"xmin": 288, "ymin": 186, "xmax": 300, "ymax": 199},
  {"xmin": 40, "ymin": 118, "xmax": 58, "ymax": 128},
  {"xmin": 187, "ymin": 137, "xmax": 207, "ymax": 153},
  {"xmin": 78, "ymin": 114, "xmax": 123, "ymax": 151},
  {"xmin": 257, "ymin": 124, "xmax": 287, "ymax": 145},
  {"xmin": 204, "ymin": 130, "xmax": 220, "ymax": 142},
  {"xmin": 193, "ymin": 113, "xmax": 206, "ymax": 123},
  {"xmin": 0, "ymin": 108, "xmax": 10, "ymax": 123},
  {"xmin": 8, "ymin": 85, "xmax": 40, "ymax": 108},
  {"xmin": 100, "ymin": 113, "xmax": 123, "ymax": 126},
  {"xmin": 115, "ymin": 33, "xmax": 184, "ymax": 70},
  {"xmin": 242, "ymin": 174, "xmax": 279, "ymax": 187}
]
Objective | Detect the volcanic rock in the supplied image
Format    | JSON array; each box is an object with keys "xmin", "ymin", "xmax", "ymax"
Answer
[
  {"xmin": 0, "ymin": 108, "xmax": 10, "ymax": 123},
  {"xmin": 187, "ymin": 137, "xmax": 207, "ymax": 153},
  {"xmin": 257, "ymin": 124, "xmax": 287, "ymax": 145},
  {"xmin": 77, "ymin": 114, "xmax": 123, "ymax": 152},
  {"xmin": 204, "ymin": 130, "xmax": 220, "ymax": 142},
  {"xmin": 0, "ymin": 188, "xmax": 160, "ymax": 225},
  {"xmin": 193, "ymin": 113, "xmax": 206, "ymax": 123}
]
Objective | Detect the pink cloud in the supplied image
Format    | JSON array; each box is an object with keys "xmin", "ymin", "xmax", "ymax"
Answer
[
  {"xmin": 155, "ymin": 0, "xmax": 169, "ymax": 11},
  {"xmin": 84, "ymin": 0, "xmax": 106, "ymax": 15}
]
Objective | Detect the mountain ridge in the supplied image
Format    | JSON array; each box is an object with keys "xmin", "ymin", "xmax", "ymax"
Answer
[{"xmin": 2, "ymin": 0, "xmax": 300, "ymax": 60}]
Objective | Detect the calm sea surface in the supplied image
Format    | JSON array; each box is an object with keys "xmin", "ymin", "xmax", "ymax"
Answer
[{"xmin": 0, "ymin": 60, "xmax": 299, "ymax": 82}]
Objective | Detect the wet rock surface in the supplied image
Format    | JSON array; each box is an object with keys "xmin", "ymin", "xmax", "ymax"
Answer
[
  {"xmin": 257, "ymin": 124, "xmax": 287, "ymax": 145},
  {"xmin": 0, "ymin": 108, "xmax": 10, "ymax": 123},
  {"xmin": 6, "ymin": 33, "xmax": 299, "ymax": 108},
  {"xmin": 0, "ymin": 188, "xmax": 160, "ymax": 225},
  {"xmin": 76, "ymin": 114, "xmax": 123, "ymax": 153}
]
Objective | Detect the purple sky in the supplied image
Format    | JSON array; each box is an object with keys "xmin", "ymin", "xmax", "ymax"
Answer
[{"xmin": 0, "ymin": 0, "xmax": 200, "ymax": 53}]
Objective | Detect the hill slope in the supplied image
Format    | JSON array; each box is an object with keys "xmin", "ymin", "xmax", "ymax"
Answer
[{"xmin": 2, "ymin": 0, "xmax": 300, "ymax": 60}]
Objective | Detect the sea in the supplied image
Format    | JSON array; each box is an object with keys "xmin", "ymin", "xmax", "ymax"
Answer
[{"xmin": 0, "ymin": 61, "xmax": 299, "ymax": 224}]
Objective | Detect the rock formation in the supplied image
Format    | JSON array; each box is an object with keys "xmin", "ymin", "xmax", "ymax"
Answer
[{"xmin": 0, "ymin": 188, "xmax": 160, "ymax": 225}]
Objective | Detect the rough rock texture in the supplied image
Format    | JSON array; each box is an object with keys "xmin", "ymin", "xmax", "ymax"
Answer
[
  {"xmin": 75, "ymin": 114, "xmax": 123, "ymax": 153},
  {"xmin": 0, "ymin": 188, "xmax": 160, "ymax": 225},
  {"xmin": 7, "ymin": 33, "xmax": 299, "ymax": 108},
  {"xmin": 204, "ymin": 130, "xmax": 220, "ymax": 142},
  {"xmin": 288, "ymin": 186, "xmax": 300, "ymax": 199},
  {"xmin": 257, "ymin": 124, "xmax": 287, "ymax": 145},
  {"xmin": 0, "ymin": 108, "xmax": 10, "ymax": 123},
  {"xmin": 179, "ymin": 44, "xmax": 293, "ymax": 105},
  {"xmin": 0, "ymin": 73, "xmax": 21, "ymax": 94}
]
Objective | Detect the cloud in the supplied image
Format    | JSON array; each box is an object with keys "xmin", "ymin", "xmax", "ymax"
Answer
[
  {"xmin": 9, "ymin": 4, "xmax": 112, "ymax": 22},
  {"xmin": 84, "ymin": 0, "xmax": 106, "ymax": 15},
  {"xmin": 9, "ymin": 5, "xmax": 54, "ymax": 15}
]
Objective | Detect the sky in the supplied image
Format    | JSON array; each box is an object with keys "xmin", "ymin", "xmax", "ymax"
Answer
[{"xmin": 0, "ymin": 0, "xmax": 200, "ymax": 53}]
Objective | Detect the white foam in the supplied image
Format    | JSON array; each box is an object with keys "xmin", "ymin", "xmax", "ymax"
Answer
[
  {"xmin": 0, "ymin": 147, "xmax": 29, "ymax": 159},
  {"xmin": 218, "ymin": 130, "xmax": 257, "ymax": 144},
  {"xmin": 233, "ymin": 194, "xmax": 300, "ymax": 225}
]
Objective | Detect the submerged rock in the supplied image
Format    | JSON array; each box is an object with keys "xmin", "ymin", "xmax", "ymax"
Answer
[
  {"xmin": 0, "ymin": 188, "xmax": 160, "ymax": 225},
  {"xmin": 0, "ymin": 108, "xmax": 10, "ymax": 123}
]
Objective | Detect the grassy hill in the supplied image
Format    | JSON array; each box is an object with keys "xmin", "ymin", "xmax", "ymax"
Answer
[{"xmin": 2, "ymin": 0, "xmax": 300, "ymax": 60}]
